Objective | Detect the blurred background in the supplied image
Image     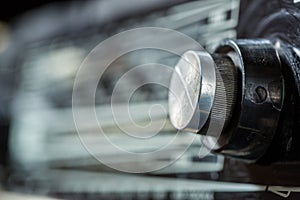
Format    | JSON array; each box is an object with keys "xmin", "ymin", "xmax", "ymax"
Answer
[{"xmin": 1, "ymin": 0, "xmax": 289, "ymax": 199}]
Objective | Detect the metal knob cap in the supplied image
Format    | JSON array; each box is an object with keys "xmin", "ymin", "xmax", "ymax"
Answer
[{"xmin": 168, "ymin": 50, "xmax": 216, "ymax": 132}]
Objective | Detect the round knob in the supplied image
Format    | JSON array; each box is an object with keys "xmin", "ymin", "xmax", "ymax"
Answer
[{"xmin": 168, "ymin": 50, "xmax": 216, "ymax": 132}]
